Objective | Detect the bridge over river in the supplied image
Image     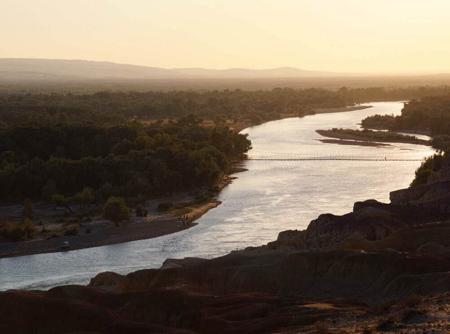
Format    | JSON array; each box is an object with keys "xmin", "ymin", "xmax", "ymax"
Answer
[
  {"xmin": 0, "ymin": 101, "xmax": 434, "ymax": 292},
  {"xmin": 247, "ymin": 153, "xmax": 424, "ymax": 162}
]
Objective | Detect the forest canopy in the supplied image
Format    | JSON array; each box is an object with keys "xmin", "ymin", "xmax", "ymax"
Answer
[
  {"xmin": 362, "ymin": 95, "xmax": 450, "ymax": 138},
  {"xmin": 0, "ymin": 88, "xmax": 351, "ymax": 128},
  {"xmin": 3, "ymin": 86, "xmax": 450, "ymax": 128},
  {"xmin": 360, "ymin": 95, "xmax": 450, "ymax": 187},
  {"xmin": 3, "ymin": 87, "xmax": 450, "ymax": 201},
  {"xmin": 0, "ymin": 117, "xmax": 251, "ymax": 202}
]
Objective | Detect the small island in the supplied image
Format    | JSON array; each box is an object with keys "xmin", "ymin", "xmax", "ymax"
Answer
[{"xmin": 316, "ymin": 128, "xmax": 430, "ymax": 146}]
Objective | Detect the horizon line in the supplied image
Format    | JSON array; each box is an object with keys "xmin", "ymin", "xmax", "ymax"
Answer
[{"xmin": 2, "ymin": 57, "xmax": 450, "ymax": 77}]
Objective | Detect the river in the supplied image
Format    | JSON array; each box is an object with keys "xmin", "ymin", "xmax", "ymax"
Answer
[{"xmin": 0, "ymin": 102, "xmax": 435, "ymax": 290}]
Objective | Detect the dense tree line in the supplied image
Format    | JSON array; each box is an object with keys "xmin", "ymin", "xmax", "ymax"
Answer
[
  {"xmin": 361, "ymin": 95, "xmax": 450, "ymax": 187},
  {"xmin": 0, "ymin": 116, "xmax": 251, "ymax": 202},
  {"xmin": 4, "ymin": 87, "xmax": 450, "ymax": 196},
  {"xmin": 0, "ymin": 89, "xmax": 350, "ymax": 128},
  {"xmin": 336, "ymin": 86, "xmax": 450, "ymax": 104},
  {"xmin": 0, "ymin": 88, "xmax": 353, "ymax": 204},
  {"xmin": 3, "ymin": 87, "xmax": 450, "ymax": 129},
  {"xmin": 411, "ymin": 154, "xmax": 446, "ymax": 187},
  {"xmin": 362, "ymin": 95, "xmax": 450, "ymax": 136}
]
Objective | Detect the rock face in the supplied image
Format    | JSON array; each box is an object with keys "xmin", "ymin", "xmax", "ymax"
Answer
[
  {"xmin": 391, "ymin": 161, "xmax": 450, "ymax": 214},
  {"xmin": 270, "ymin": 199, "xmax": 444, "ymax": 251},
  {"xmin": 2, "ymin": 190, "xmax": 450, "ymax": 333},
  {"xmin": 1, "ymin": 246, "xmax": 449, "ymax": 334},
  {"xmin": 2, "ymin": 208, "xmax": 450, "ymax": 334},
  {"xmin": 89, "ymin": 248, "xmax": 450, "ymax": 301},
  {"xmin": 391, "ymin": 180, "xmax": 450, "ymax": 213}
]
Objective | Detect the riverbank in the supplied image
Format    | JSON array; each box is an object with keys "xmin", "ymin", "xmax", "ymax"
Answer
[
  {"xmin": 0, "ymin": 104, "xmax": 369, "ymax": 259},
  {"xmin": 0, "ymin": 167, "xmax": 243, "ymax": 259},
  {"xmin": 0, "ymin": 201, "xmax": 220, "ymax": 259},
  {"xmin": 3, "ymin": 195, "xmax": 449, "ymax": 333},
  {"xmin": 316, "ymin": 128, "xmax": 430, "ymax": 146},
  {"xmin": 318, "ymin": 138, "xmax": 390, "ymax": 147},
  {"xmin": 314, "ymin": 104, "xmax": 372, "ymax": 114},
  {"xmin": 2, "ymin": 101, "xmax": 447, "ymax": 332},
  {"xmin": 2, "ymin": 101, "xmax": 432, "ymax": 292},
  {"xmin": 229, "ymin": 104, "xmax": 372, "ymax": 132}
]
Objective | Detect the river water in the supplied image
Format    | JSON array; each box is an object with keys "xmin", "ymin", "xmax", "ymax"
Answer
[{"xmin": 0, "ymin": 102, "xmax": 435, "ymax": 291}]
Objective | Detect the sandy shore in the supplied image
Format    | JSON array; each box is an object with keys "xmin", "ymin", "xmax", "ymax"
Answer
[
  {"xmin": 313, "ymin": 104, "xmax": 372, "ymax": 114},
  {"xmin": 0, "ymin": 105, "xmax": 366, "ymax": 259},
  {"xmin": 316, "ymin": 129, "xmax": 430, "ymax": 146},
  {"xmin": 318, "ymin": 138, "xmax": 390, "ymax": 147},
  {"xmin": 0, "ymin": 171, "xmax": 244, "ymax": 258},
  {"xmin": 0, "ymin": 200, "xmax": 221, "ymax": 259}
]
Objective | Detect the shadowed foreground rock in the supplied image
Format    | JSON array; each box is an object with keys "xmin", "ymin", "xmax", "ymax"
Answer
[{"xmin": 1, "ymin": 194, "xmax": 450, "ymax": 333}]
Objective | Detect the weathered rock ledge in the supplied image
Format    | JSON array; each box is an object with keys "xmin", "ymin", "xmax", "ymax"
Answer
[{"xmin": 1, "ymin": 184, "xmax": 450, "ymax": 333}]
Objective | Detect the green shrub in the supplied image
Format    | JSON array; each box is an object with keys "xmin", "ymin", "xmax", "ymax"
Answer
[
  {"xmin": 74, "ymin": 187, "xmax": 95, "ymax": 208},
  {"xmin": 1, "ymin": 219, "xmax": 37, "ymax": 241},
  {"xmin": 64, "ymin": 226, "xmax": 79, "ymax": 236},
  {"xmin": 411, "ymin": 154, "xmax": 444, "ymax": 187},
  {"xmin": 52, "ymin": 193, "xmax": 68, "ymax": 208},
  {"xmin": 157, "ymin": 202, "xmax": 173, "ymax": 212},
  {"xmin": 103, "ymin": 196, "xmax": 130, "ymax": 226}
]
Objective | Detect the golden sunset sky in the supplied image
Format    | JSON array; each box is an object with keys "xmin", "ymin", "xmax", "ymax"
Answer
[{"xmin": 2, "ymin": 0, "xmax": 450, "ymax": 73}]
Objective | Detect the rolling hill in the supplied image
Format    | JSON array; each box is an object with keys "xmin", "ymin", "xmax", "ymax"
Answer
[{"xmin": 0, "ymin": 58, "xmax": 337, "ymax": 81}]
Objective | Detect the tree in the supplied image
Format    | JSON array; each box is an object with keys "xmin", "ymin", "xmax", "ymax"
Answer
[
  {"xmin": 22, "ymin": 218, "xmax": 37, "ymax": 240},
  {"xmin": 432, "ymin": 135, "xmax": 450, "ymax": 153},
  {"xmin": 23, "ymin": 199, "xmax": 33, "ymax": 219},
  {"xmin": 136, "ymin": 205, "xmax": 148, "ymax": 217},
  {"xmin": 51, "ymin": 193, "xmax": 68, "ymax": 209},
  {"xmin": 2, "ymin": 219, "xmax": 37, "ymax": 241},
  {"xmin": 74, "ymin": 187, "xmax": 95, "ymax": 209},
  {"xmin": 41, "ymin": 179, "xmax": 57, "ymax": 201},
  {"xmin": 103, "ymin": 197, "xmax": 130, "ymax": 226},
  {"xmin": 96, "ymin": 183, "xmax": 114, "ymax": 203}
]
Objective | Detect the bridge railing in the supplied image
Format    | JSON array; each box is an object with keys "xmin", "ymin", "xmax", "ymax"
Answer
[{"xmin": 246, "ymin": 152, "xmax": 424, "ymax": 162}]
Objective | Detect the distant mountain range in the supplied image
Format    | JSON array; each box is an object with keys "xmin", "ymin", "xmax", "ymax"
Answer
[{"xmin": 0, "ymin": 58, "xmax": 339, "ymax": 81}]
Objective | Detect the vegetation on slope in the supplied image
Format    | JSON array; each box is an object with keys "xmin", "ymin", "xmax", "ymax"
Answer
[
  {"xmin": 362, "ymin": 95, "xmax": 450, "ymax": 135},
  {"xmin": 361, "ymin": 96, "xmax": 450, "ymax": 186},
  {"xmin": 411, "ymin": 154, "xmax": 446, "ymax": 187}
]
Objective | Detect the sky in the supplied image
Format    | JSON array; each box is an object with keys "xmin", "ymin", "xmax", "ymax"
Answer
[{"xmin": 1, "ymin": 0, "xmax": 450, "ymax": 73}]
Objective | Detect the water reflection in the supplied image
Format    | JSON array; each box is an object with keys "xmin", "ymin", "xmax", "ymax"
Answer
[{"xmin": 0, "ymin": 102, "xmax": 435, "ymax": 290}]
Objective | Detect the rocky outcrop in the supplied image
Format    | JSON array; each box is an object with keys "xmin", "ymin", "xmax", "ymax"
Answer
[
  {"xmin": 161, "ymin": 257, "xmax": 210, "ymax": 269},
  {"xmin": 2, "ymin": 185, "xmax": 450, "ymax": 333},
  {"xmin": 391, "ymin": 180, "xmax": 450, "ymax": 213},
  {"xmin": 1, "ymin": 243, "xmax": 449, "ymax": 333},
  {"xmin": 0, "ymin": 286, "xmax": 371, "ymax": 334},
  {"xmin": 391, "ymin": 159, "xmax": 450, "ymax": 214},
  {"xmin": 269, "ymin": 199, "xmax": 443, "ymax": 251},
  {"xmin": 87, "ymin": 248, "xmax": 450, "ymax": 301}
]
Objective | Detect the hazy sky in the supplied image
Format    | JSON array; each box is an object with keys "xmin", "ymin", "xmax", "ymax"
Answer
[{"xmin": 2, "ymin": 0, "xmax": 450, "ymax": 73}]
